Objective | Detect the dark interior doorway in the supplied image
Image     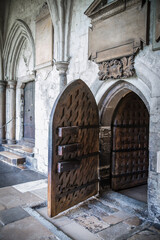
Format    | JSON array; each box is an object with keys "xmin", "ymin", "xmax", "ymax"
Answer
[
  {"xmin": 23, "ymin": 81, "xmax": 35, "ymax": 143},
  {"xmin": 111, "ymin": 92, "xmax": 149, "ymax": 201}
]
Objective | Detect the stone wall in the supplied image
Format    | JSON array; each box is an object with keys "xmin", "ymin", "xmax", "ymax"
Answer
[
  {"xmin": 2, "ymin": 0, "xmax": 160, "ymax": 223},
  {"xmin": 34, "ymin": 0, "xmax": 100, "ymax": 173}
]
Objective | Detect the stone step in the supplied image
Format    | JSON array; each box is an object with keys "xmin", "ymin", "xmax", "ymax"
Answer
[
  {"xmin": 0, "ymin": 151, "xmax": 26, "ymax": 166},
  {"xmin": 2, "ymin": 144, "xmax": 34, "ymax": 158}
]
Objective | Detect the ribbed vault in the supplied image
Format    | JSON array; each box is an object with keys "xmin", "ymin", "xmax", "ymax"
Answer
[{"xmin": 3, "ymin": 19, "xmax": 35, "ymax": 80}]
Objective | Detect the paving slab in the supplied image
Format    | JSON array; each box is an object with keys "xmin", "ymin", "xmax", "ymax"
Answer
[
  {"xmin": 102, "ymin": 215, "xmax": 123, "ymax": 225},
  {"xmin": 128, "ymin": 229, "xmax": 160, "ymax": 240},
  {"xmin": 124, "ymin": 216, "xmax": 142, "ymax": 226},
  {"xmin": 31, "ymin": 187, "xmax": 47, "ymax": 200},
  {"xmin": 101, "ymin": 210, "xmax": 133, "ymax": 225},
  {"xmin": 60, "ymin": 221, "xmax": 100, "ymax": 240},
  {"xmin": 97, "ymin": 222, "xmax": 133, "ymax": 240},
  {"xmin": 0, "ymin": 206, "xmax": 29, "ymax": 225},
  {"xmin": 0, "ymin": 187, "xmax": 43, "ymax": 209},
  {"xmin": 112, "ymin": 211, "xmax": 133, "ymax": 221},
  {"xmin": 13, "ymin": 179, "xmax": 47, "ymax": 193},
  {"xmin": 75, "ymin": 214, "xmax": 109, "ymax": 233},
  {"xmin": 0, "ymin": 216, "xmax": 56, "ymax": 240}
]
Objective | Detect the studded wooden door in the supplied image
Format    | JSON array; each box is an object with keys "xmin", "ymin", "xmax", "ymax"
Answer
[
  {"xmin": 23, "ymin": 81, "xmax": 35, "ymax": 142},
  {"xmin": 111, "ymin": 92, "xmax": 149, "ymax": 190},
  {"xmin": 48, "ymin": 79, "xmax": 99, "ymax": 217}
]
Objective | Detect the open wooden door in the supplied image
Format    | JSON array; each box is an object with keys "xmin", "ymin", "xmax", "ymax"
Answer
[
  {"xmin": 48, "ymin": 79, "xmax": 99, "ymax": 217},
  {"xmin": 111, "ymin": 92, "xmax": 149, "ymax": 190}
]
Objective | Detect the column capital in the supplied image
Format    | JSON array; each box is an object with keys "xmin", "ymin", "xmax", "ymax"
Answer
[
  {"xmin": 55, "ymin": 61, "xmax": 69, "ymax": 74},
  {"xmin": 0, "ymin": 81, "xmax": 7, "ymax": 87},
  {"xmin": 7, "ymin": 80, "xmax": 17, "ymax": 89}
]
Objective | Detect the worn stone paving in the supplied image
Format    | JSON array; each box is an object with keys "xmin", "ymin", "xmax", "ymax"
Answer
[
  {"xmin": 0, "ymin": 161, "xmax": 160, "ymax": 240},
  {"xmin": 0, "ymin": 181, "xmax": 160, "ymax": 240},
  {"xmin": 36, "ymin": 194, "xmax": 160, "ymax": 240}
]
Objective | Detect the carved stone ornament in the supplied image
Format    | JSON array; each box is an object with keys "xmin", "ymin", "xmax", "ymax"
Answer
[{"xmin": 98, "ymin": 55, "xmax": 134, "ymax": 80}]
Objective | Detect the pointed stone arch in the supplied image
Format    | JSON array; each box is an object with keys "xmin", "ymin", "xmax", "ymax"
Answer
[
  {"xmin": 3, "ymin": 19, "xmax": 35, "ymax": 80},
  {"xmin": 3, "ymin": 19, "xmax": 35, "ymax": 144}
]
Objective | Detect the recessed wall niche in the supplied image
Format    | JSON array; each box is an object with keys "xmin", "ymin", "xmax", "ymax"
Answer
[{"xmin": 35, "ymin": 3, "xmax": 53, "ymax": 68}]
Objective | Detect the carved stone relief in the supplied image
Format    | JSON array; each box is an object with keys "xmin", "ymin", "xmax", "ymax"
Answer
[{"xmin": 98, "ymin": 55, "xmax": 134, "ymax": 80}]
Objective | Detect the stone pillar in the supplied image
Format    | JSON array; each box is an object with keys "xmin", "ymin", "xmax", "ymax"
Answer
[
  {"xmin": 0, "ymin": 81, "xmax": 6, "ymax": 144},
  {"xmin": 7, "ymin": 80, "xmax": 17, "ymax": 144},
  {"xmin": 148, "ymin": 96, "xmax": 160, "ymax": 223},
  {"xmin": 55, "ymin": 61, "xmax": 69, "ymax": 92}
]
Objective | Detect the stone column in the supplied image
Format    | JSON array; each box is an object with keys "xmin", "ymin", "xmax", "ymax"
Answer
[
  {"xmin": 0, "ymin": 81, "xmax": 6, "ymax": 144},
  {"xmin": 55, "ymin": 61, "xmax": 69, "ymax": 92},
  {"xmin": 7, "ymin": 80, "xmax": 17, "ymax": 144}
]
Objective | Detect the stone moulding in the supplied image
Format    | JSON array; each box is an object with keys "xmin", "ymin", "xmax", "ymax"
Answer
[{"xmin": 98, "ymin": 55, "xmax": 134, "ymax": 80}]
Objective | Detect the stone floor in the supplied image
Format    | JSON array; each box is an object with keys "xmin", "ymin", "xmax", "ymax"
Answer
[
  {"xmin": 0, "ymin": 161, "xmax": 160, "ymax": 240},
  {"xmin": 119, "ymin": 185, "xmax": 147, "ymax": 203},
  {"xmin": 0, "ymin": 160, "xmax": 46, "ymax": 188}
]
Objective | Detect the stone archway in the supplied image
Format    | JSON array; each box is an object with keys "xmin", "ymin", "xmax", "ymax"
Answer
[
  {"xmin": 3, "ymin": 20, "xmax": 35, "ymax": 144},
  {"xmin": 98, "ymin": 81, "xmax": 150, "ymax": 193}
]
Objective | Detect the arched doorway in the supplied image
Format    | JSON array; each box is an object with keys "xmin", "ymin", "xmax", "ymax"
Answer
[{"xmin": 111, "ymin": 92, "xmax": 149, "ymax": 198}]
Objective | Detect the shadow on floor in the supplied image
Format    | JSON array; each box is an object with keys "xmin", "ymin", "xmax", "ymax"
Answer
[
  {"xmin": 0, "ymin": 161, "xmax": 46, "ymax": 188},
  {"xmin": 119, "ymin": 184, "xmax": 147, "ymax": 203}
]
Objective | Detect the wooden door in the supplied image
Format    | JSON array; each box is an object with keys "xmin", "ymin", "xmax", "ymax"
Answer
[
  {"xmin": 48, "ymin": 79, "xmax": 99, "ymax": 217},
  {"xmin": 23, "ymin": 81, "xmax": 35, "ymax": 141},
  {"xmin": 111, "ymin": 92, "xmax": 149, "ymax": 190}
]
